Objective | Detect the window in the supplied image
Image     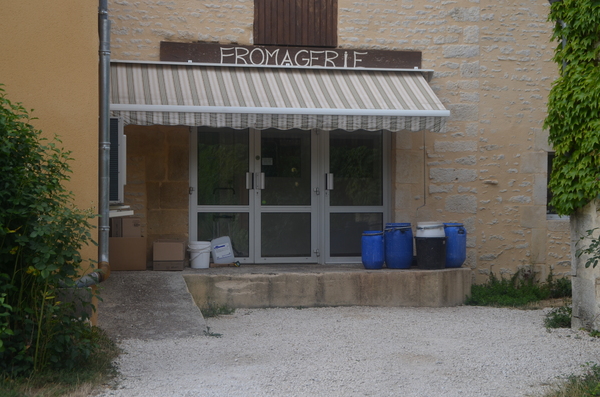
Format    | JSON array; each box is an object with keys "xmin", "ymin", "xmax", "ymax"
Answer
[{"xmin": 254, "ymin": 0, "xmax": 338, "ymax": 47}]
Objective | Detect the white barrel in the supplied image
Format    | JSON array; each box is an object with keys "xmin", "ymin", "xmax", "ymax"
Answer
[
  {"xmin": 416, "ymin": 222, "xmax": 445, "ymax": 238},
  {"xmin": 188, "ymin": 241, "xmax": 211, "ymax": 269}
]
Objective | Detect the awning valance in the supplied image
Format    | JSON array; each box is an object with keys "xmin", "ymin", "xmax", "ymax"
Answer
[{"xmin": 110, "ymin": 61, "xmax": 449, "ymax": 132}]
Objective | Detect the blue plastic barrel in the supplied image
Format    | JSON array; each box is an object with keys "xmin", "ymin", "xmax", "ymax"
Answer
[
  {"xmin": 384, "ymin": 223, "xmax": 413, "ymax": 269},
  {"xmin": 361, "ymin": 231, "xmax": 384, "ymax": 269},
  {"xmin": 444, "ymin": 223, "xmax": 467, "ymax": 268}
]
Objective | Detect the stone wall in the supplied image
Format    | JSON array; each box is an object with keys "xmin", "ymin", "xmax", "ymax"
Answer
[
  {"xmin": 124, "ymin": 125, "xmax": 190, "ymax": 266},
  {"xmin": 109, "ymin": 0, "xmax": 254, "ymax": 59},
  {"xmin": 571, "ymin": 201, "xmax": 600, "ymax": 330},
  {"xmin": 109, "ymin": 0, "xmax": 570, "ymax": 281}
]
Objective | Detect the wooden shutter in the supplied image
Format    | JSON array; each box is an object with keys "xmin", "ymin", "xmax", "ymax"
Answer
[
  {"xmin": 254, "ymin": 0, "xmax": 338, "ymax": 47},
  {"xmin": 109, "ymin": 117, "xmax": 126, "ymax": 203}
]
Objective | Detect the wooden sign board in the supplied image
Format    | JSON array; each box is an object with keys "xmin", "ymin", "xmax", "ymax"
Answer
[{"xmin": 160, "ymin": 42, "xmax": 422, "ymax": 70}]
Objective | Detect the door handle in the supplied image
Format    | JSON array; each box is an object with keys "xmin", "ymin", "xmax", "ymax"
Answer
[
  {"xmin": 326, "ymin": 173, "xmax": 334, "ymax": 191},
  {"xmin": 246, "ymin": 172, "xmax": 253, "ymax": 190},
  {"xmin": 252, "ymin": 172, "xmax": 266, "ymax": 190}
]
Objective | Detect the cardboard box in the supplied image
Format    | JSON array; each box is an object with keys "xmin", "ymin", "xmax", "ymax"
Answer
[
  {"xmin": 153, "ymin": 261, "xmax": 184, "ymax": 271},
  {"xmin": 153, "ymin": 240, "xmax": 185, "ymax": 261},
  {"xmin": 122, "ymin": 217, "xmax": 141, "ymax": 237},
  {"xmin": 110, "ymin": 217, "xmax": 142, "ymax": 238},
  {"xmin": 109, "ymin": 237, "xmax": 146, "ymax": 270}
]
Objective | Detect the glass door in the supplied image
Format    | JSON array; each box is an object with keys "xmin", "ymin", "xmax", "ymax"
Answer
[
  {"xmin": 191, "ymin": 127, "xmax": 255, "ymax": 262},
  {"xmin": 323, "ymin": 130, "xmax": 389, "ymax": 263},
  {"xmin": 254, "ymin": 129, "xmax": 318, "ymax": 262},
  {"xmin": 190, "ymin": 127, "xmax": 388, "ymax": 264},
  {"xmin": 190, "ymin": 127, "xmax": 318, "ymax": 264}
]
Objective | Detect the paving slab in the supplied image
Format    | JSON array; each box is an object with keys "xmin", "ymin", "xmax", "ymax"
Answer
[{"xmin": 97, "ymin": 271, "xmax": 207, "ymax": 341}]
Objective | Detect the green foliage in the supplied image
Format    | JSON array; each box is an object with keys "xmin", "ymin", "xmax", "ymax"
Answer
[
  {"xmin": 0, "ymin": 86, "xmax": 99, "ymax": 376},
  {"xmin": 466, "ymin": 269, "xmax": 571, "ymax": 307},
  {"xmin": 200, "ymin": 301, "xmax": 235, "ymax": 318},
  {"xmin": 545, "ymin": 271, "xmax": 573, "ymax": 299},
  {"xmin": 544, "ymin": 305, "xmax": 572, "ymax": 329},
  {"xmin": 576, "ymin": 227, "xmax": 600, "ymax": 268},
  {"xmin": 545, "ymin": 0, "xmax": 600, "ymax": 215},
  {"xmin": 0, "ymin": 327, "xmax": 119, "ymax": 396},
  {"xmin": 203, "ymin": 326, "xmax": 222, "ymax": 338},
  {"xmin": 543, "ymin": 363, "xmax": 600, "ymax": 397}
]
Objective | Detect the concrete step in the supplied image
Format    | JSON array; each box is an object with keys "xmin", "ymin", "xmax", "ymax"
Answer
[{"xmin": 183, "ymin": 264, "xmax": 471, "ymax": 309}]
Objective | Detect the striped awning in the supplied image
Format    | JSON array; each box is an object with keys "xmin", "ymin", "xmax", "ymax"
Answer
[{"xmin": 110, "ymin": 61, "xmax": 449, "ymax": 132}]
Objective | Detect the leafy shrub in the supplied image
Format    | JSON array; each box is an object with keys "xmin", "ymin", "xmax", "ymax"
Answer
[
  {"xmin": 200, "ymin": 301, "xmax": 235, "ymax": 318},
  {"xmin": 543, "ymin": 363, "xmax": 600, "ymax": 397},
  {"xmin": 545, "ymin": 306, "xmax": 572, "ymax": 329},
  {"xmin": 466, "ymin": 269, "xmax": 571, "ymax": 308},
  {"xmin": 544, "ymin": 271, "xmax": 572, "ymax": 299},
  {"xmin": 0, "ymin": 86, "xmax": 98, "ymax": 376},
  {"xmin": 0, "ymin": 327, "xmax": 120, "ymax": 396}
]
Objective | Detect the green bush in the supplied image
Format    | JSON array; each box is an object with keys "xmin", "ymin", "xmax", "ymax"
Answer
[
  {"xmin": 0, "ymin": 327, "xmax": 119, "ymax": 396},
  {"xmin": 545, "ymin": 305, "xmax": 572, "ymax": 329},
  {"xmin": 200, "ymin": 301, "xmax": 235, "ymax": 318},
  {"xmin": 544, "ymin": 272, "xmax": 573, "ymax": 299},
  {"xmin": 466, "ymin": 269, "xmax": 571, "ymax": 308},
  {"xmin": 543, "ymin": 363, "xmax": 600, "ymax": 397},
  {"xmin": 0, "ymin": 86, "xmax": 98, "ymax": 376}
]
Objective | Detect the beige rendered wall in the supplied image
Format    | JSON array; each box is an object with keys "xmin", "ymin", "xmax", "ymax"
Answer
[
  {"xmin": 0, "ymin": 2, "xmax": 99, "ymax": 266},
  {"xmin": 108, "ymin": 0, "xmax": 569, "ymax": 282}
]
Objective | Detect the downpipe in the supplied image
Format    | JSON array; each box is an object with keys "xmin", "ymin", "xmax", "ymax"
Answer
[
  {"xmin": 80, "ymin": 0, "xmax": 112, "ymax": 286},
  {"xmin": 74, "ymin": 1, "xmax": 111, "ymax": 288}
]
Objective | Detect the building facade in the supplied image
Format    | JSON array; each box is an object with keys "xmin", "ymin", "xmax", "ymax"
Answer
[
  {"xmin": 107, "ymin": 0, "xmax": 568, "ymax": 283},
  {"xmin": 0, "ymin": 1, "xmax": 99, "ymax": 267}
]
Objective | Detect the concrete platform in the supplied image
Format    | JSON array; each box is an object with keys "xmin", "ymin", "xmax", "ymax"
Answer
[
  {"xmin": 97, "ymin": 271, "xmax": 207, "ymax": 340},
  {"xmin": 183, "ymin": 264, "xmax": 471, "ymax": 309}
]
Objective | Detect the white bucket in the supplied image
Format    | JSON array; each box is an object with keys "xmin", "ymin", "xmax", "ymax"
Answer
[
  {"xmin": 416, "ymin": 222, "xmax": 445, "ymax": 238},
  {"xmin": 188, "ymin": 241, "xmax": 211, "ymax": 269},
  {"xmin": 211, "ymin": 236, "xmax": 235, "ymax": 264}
]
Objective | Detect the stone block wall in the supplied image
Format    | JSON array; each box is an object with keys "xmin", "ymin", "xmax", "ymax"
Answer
[
  {"xmin": 109, "ymin": 0, "xmax": 254, "ymax": 60},
  {"xmin": 108, "ymin": 0, "xmax": 570, "ymax": 282},
  {"xmin": 124, "ymin": 125, "xmax": 190, "ymax": 266},
  {"xmin": 571, "ymin": 200, "xmax": 600, "ymax": 330}
]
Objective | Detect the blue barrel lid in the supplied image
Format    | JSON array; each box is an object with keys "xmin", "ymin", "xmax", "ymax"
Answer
[{"xmin": 362, "ymin": 230, "xmax": 384, "ymax": 236}]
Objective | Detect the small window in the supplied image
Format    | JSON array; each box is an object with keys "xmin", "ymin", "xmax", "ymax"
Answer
[{"xmin": 254, "ymin": 0, "xmax": 338, "ymax": 47}]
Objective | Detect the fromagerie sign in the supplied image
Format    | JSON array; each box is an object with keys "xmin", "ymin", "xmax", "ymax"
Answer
[{"xmin": 160, "ymin": 42, "xmax": 422, "ymax": 69}]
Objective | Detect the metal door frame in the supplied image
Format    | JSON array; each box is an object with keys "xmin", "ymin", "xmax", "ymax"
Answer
[
  {"xmin": 252, "ymin": 128, "xmax": 319, "ymax": 263},
  {"xmin": 190, "ymin": 127, "xmax": 319, "ymax": 264},
  {"xmin": 190, "ymin": 127, "xmax": 390, "ymax": 264},
  {"xmin": 321, "ymin": 130, "xmax": 391, "ymax": 264}
]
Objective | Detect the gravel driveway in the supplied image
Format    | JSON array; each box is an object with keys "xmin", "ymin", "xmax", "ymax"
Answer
[{"xmin": 95, "ymin": 305, "xmax": 600, "ymax": 397}]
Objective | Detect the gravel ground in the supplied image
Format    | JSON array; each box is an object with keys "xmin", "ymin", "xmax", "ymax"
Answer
[{"xmin": 96, "ymin": 306, "xmax": 600, "ymax": 397}]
